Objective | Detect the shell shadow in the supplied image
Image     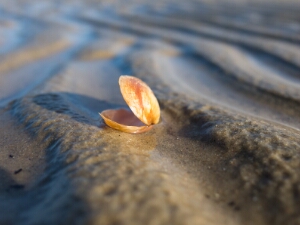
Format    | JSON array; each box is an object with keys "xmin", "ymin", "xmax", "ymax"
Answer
[{"xmin": 32, "ymin": 92, "xmax": 127, "ymax": 127}]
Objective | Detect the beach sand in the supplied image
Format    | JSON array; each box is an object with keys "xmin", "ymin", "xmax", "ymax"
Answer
[{"xmin": 1, "ymin": 0, "xmax": 300, "ymax": 224}]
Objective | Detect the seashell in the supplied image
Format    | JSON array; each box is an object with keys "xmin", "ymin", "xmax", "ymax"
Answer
[{"xmin": 99, "ymin": 75, "xmax": 160, "ymax": 133}]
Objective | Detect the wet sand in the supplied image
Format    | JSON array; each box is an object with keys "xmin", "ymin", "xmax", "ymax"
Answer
[{"xmin": 1, "ymin": 0, "xmax": 300, "ymax": 224}]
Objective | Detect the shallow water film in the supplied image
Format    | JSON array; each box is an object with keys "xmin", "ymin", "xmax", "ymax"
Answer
[{"xmin": 0, "ymin": 0, "xmax": 300, "ymax": 224}]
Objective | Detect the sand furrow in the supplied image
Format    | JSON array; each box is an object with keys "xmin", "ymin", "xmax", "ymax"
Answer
[
  {"xmin": 130, "ymin": 51, "xmax": 300, "ymax": 224},
  {"xmin": 77, "ymin": 14, "xmax": 300, "ymax": 102},
  {"xmin": 6, "ymin": 93, "xmax": 241, "ymax": 225}
]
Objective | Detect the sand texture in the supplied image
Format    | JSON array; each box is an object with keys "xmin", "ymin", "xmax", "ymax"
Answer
[{"xmin": 1, "ymin": 0, "xmax": 300, "ymax": 224}]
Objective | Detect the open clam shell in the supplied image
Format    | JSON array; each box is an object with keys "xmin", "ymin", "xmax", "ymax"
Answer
[
  {"xmin": 100, "ymin": 109, "xmax": 153, "ymax": 134},
  {"xmin": 99, "ymin": 75, "xmax": 160, "ymax": 133}
]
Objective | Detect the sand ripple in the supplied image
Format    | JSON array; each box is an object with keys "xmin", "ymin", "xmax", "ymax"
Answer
[{"xmin": 0, "ymin": 1, "xmax": 300, "ymax": 224}]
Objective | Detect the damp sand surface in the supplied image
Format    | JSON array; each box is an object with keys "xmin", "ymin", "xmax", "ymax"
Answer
[{"xmin": 1, "ymin": 0, "xmax": 300, "ymax": 224}]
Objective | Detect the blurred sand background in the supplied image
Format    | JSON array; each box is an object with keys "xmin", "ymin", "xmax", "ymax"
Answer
[{"xmin": 1, "ymin": 0, "xmax": 300, "ymax": 224}]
